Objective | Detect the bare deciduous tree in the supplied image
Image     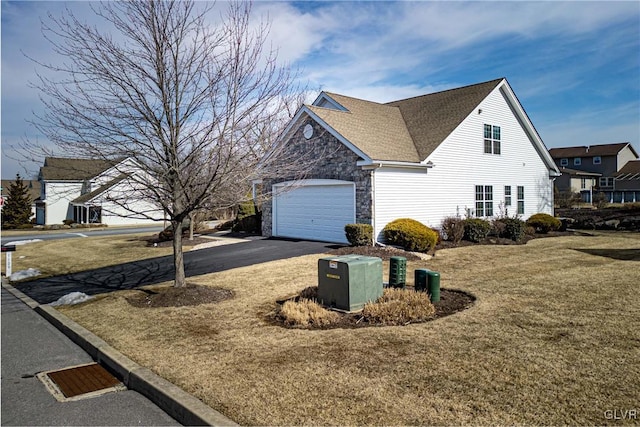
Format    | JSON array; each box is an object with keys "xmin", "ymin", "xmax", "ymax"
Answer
[{"xmin": 22, "ymin": 0, "xmax": 312, "ymax": 287}]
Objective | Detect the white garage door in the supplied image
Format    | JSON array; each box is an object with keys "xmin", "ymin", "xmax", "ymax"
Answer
[{"xmin": 273, "ymin": 180, "xmax": 355, "ymax": 243}]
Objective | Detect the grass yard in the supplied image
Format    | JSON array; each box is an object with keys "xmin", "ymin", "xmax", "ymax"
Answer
[
  {"xmin": 57, "ymin": 232, "xmax": 640, "ymax": 425},
  {"xmin": 1, "ymin": 234, "xmax": 176, "ymax": 278}
]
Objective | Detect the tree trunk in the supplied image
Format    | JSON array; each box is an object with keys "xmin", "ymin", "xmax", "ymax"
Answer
[
  {"xmin": 172, "ymin": 219, "xmax": 186, "ymax": 287},
  {"xmin": 189, "ymin": 213, "xmax": 194, "ymax": 241}
]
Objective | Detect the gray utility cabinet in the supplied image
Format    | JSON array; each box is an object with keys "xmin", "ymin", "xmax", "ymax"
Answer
[{"xmin": 317, "ymin": 255, "xmax": 383, "ymax": 312}]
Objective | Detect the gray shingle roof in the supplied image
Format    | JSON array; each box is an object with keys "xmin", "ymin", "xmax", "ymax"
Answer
[
  {"xmin": 39, "ymin": 157, "xmax": 117, "ymax": 181},
  {"xmin": 549, "ymin": 143, "xmax": 636, "ymax": 159},
  {"xmin": 72, "ymin": 174, "xmax": 129, "ymax": 204},
  {"xmin": 559, "ymin": 167, "xmax": 601, "ymax": 177},
  {"xmin": 308, "ymin": 78, "xmax": 504, "ymax": 162},
  {"xmin": 308, "ymin": 94, "xmax": 420, "ymax": 162},
  {"xmin": 614, "ymin": 160, "xmax": 640, "ymax": 179},
  {"xmin": 387, "ymin": 78, "xmax": 504, "ymax": 160},
  {"xmin": 1, "ymin": 179, "xmax": 41, "ymax": 202}
]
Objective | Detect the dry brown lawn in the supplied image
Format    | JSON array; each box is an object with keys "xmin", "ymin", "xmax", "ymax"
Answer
[
  {"xmin": 1, "ymin": 234, "xmax": 174, "ymax": 278},
  {"xmin": 58, "ymin": 232, "xmax": 640, "ymax": 425}
]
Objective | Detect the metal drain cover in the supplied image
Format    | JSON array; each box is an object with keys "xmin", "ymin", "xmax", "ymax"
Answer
[{"xmin": 37, "ymin": 362, "xmax": 126, "ymax": 402}]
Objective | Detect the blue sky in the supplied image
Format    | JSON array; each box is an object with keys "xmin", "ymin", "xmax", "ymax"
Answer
[{"xmin": 2, "ymin": 0, "xmax": 639, "ymax": 179}]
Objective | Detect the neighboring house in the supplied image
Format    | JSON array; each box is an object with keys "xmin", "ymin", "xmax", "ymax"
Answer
[
  {"xmin": 1, "ymin": 179, "xmax": 41, "ymax": 220},
  {"xmin": 553, "ymin": 168, "xmax": 601, "ymax": 203},
  {"xmin": 549, "ymin": 143, "xmax": 639, "ymax": 203},
  {"xmin": 261, "ymin": 78, "xmax": 561, "ymax": 244},
  {"xmin": 36, "ymin": 157, "xmax": 164, "ymax": 226},
  {"xmin": 613, "ymin": 160, "xmax": 640, "ymax": 203}
]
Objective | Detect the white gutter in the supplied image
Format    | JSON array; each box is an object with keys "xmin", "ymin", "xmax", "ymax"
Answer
[{"xmin": 358, "ymin": 160, "xmax": 434, "ymax": 170}]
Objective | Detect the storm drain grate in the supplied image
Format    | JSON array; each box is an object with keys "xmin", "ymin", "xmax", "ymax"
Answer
[{"xmin": 37, "ymin": 362, "xmax": 126, "ymax": 402}]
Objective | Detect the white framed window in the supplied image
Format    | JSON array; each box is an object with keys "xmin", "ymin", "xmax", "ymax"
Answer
[
  {"xmin": 581, "ymin": 178, "xmax": 587, "ymax": 189},
  {"xmin": 560, "ymin": 158, "xmax": 568, "ymax": 167},
  {"xmin": 483, "ymin": 124, "xmax": 501, "ymax": 155},
  {"xmin": 599, "ymin": 177, "xmax": 614, "ymax": 188},
  {"xmin": 517, "ymin": 186, "xmax": 525, "ymax": 215},
  {"xmin": 475, "ymin": 185, "xmax": 493, "ymax": 217},
  {"xmin": 574, "ymin": 157, "xmax": 582, "ymax": 166},
  {"xmin": 504, "ymin": 185, "xmax": 512, "ymax": 206},
  {"xmin": 593, "ymin": 156, "xmax": 602, "ymax": 165}
]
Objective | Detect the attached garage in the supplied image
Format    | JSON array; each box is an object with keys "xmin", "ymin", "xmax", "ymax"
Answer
[{"xmin": 272, "ymin": 180, "xmax": 355, "ymax": 243}]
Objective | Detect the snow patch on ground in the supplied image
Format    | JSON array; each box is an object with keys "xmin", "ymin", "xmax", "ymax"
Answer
[
  {"xmin": 49, "ymin": 292, "xmax": 93, "ymax": 306},
  {"xmin": 5, "ymin": 239, "xmax": 43, "ymax": 246},
  {"xmin": 9, "ymin": 268, "xmax": 41, "ymax": 281}
]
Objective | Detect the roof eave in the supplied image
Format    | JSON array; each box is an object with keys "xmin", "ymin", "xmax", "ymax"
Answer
[
  {"xmin": 498, "ymin": 80, "xmax": 561, "ymax": 177},
  {"xmin": 358, "ymin": 160, "xmax": 432, "ymax": 170}
]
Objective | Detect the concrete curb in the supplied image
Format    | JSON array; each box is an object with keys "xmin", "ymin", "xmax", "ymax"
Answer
[{"xmin": 1, "ymin": 281, "xmax": 238, "ymax": 427}]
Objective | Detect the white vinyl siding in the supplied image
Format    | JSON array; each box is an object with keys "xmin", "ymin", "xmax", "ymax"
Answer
[
  {"xmin": 43, "ymin": 182, "xmax": 83, "ymax": 224},
  {"xmin": 373, "ymin": 168, "xmax": 433, "ymax": 241},
  {"xmin": 375, "ymin": 85, "xmax": 553, "ymax": 231}
]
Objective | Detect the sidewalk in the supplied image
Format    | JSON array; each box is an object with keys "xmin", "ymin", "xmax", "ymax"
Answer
[{"xmin": 1, "ymin": 285, "xmax": 180, "ymax": 426}]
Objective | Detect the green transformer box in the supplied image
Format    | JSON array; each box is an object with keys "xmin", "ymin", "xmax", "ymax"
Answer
[{"xmin": 317, "ymin": 255, "xmax": 383, "ymax": 312}]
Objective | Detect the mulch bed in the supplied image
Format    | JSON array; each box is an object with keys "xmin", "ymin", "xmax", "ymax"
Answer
[
  {"xmin": 272, "ymin": 286, "xmax": 475, "ymax": 330},
  {"xmin": 126, "ymin": 283, "xmax": 234, "ymax": 308}
]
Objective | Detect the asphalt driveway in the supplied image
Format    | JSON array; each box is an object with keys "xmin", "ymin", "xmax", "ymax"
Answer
[{"xmin": 15, "ymin": 238, "xmax": 339, "ymax": 304}]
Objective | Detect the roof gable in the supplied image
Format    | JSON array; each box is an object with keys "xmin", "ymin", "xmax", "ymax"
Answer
[
  {"xmin": 284, "ymin": 78, "xmax": 558, "ymax": 175},
  {"xmin": 387, "ymin": 78, "xmax": 504, "ymax": 159},
  {"xmin": 307, "ymin": 93, "xmax": 420, "ymax": 162}
]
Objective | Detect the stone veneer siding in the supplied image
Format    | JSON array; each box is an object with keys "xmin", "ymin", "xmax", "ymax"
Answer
[{"xmin": 262, "ymin": 117, "xmax": 372, "ymax": 237}]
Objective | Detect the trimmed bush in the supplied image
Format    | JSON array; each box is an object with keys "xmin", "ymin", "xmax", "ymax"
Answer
[
  {"xmin": 382, "ymin": 218, "xmax": 439, "ymax": 252},
  {"xmin": 494, "ymin": 217, "xmax": 526, "ymax": 242},
  {"xmin": 441, "ymin": 216, "xmax": 465, "ymax": 244},
  {"xmin": 344, "ymin": 224, "xmax": 373, "ymax": 246},
  {"xmin": 463, "ymin": 218, "xmax": 491, "ymax": 242},
  {"xmin": 526, "ymin": 213, "xmax": 561, "ymax": 234}
]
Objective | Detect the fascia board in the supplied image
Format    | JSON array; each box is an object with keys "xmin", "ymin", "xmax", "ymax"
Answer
[
  {"xmin": 357, "ymin": 160, "xmax": 430, "ymax": 170},
  {"xmin": 498, "ymin": 81, "xmax": 561, "ymax": 177}
]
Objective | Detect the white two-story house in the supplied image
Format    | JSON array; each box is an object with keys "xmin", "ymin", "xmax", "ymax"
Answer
[{"xmin": 36, "ymin": 157, "xmax": 164, "ymax": 226}]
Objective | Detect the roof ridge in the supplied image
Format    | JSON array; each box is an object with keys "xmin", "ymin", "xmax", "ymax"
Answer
[{"xmin": 384, "ymin": 77, "xmax": 504, "ymax": 105}]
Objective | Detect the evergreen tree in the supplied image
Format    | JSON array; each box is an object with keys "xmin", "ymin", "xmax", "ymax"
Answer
[{"xmin": 2, "ymin": 174, "xmax": 33, "ymax": 228}]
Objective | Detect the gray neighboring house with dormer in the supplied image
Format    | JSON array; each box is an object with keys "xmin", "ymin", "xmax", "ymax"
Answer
[{"xmin": 549, "ymin": 143, "xmax": 639, "ymax": 203}]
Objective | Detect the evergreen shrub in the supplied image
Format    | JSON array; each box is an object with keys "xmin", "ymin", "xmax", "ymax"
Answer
[
  {"xmin": 463, "ymin": 218, "xmax": 491, "ymax": 242},
  {"xmin": 344, "ymin": 224, "xmax": 373, "ymax": 246},
  {"xmin": 526, "ymin": 213, "xmax": 562, "ymax": 234},
  {"xmin": 494, "ymin": 217, "xmax": 527, "ymax": 241},
  {"xmin": 382, "ymin": 218, "xmax": 438, "ymax": 252}
]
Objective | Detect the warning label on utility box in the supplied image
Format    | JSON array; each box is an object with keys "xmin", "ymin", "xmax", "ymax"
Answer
[
  {"xmin": 326, "ymin": 273, "xmax": 340, "ymax": 280},
  {"xmin": 329, "ymin": 261, "xmax": 338, "ymax": 269}
]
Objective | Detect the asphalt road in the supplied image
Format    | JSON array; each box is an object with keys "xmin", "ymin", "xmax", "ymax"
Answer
[
  {"xmin": 15, "ymin": 237, "xmax": 339, "ymax": 304},
  {"xmin": 1, "ymin": 286, "xmax": 180, "ymax": 426},
  {"xmin": 1, "ymin": 226, "xmax": 164, "ymax": 246}
]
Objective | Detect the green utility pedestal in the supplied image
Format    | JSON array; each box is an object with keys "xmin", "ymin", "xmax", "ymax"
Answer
[
  {"xmin": 318, "ymin": 255, "xmax": 383, "ymax": 312},
  {"xmin": 389, "ymin": 256, "xmax": 407, "ymax": 288}
]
